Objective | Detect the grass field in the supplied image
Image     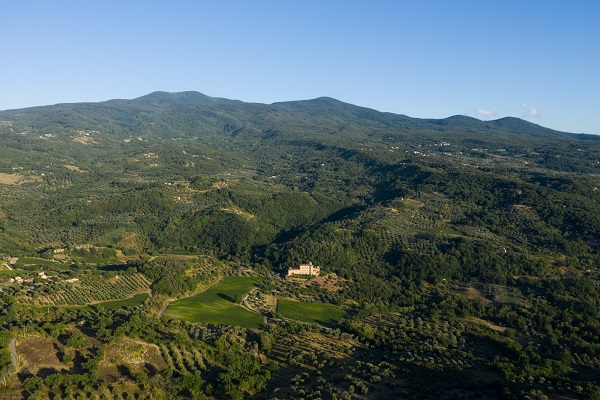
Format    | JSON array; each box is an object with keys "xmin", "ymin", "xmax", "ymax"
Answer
[
  {"xmin": 164, "ymin": 276, "xmax": 264, "ymax": 329},
  {"xmin": 15, "ymin": 257, "xmax": 60, "ymax": 267},
  {"xmin": 277, "ymin": 299, "xmax": 346, "ymax": 326}
]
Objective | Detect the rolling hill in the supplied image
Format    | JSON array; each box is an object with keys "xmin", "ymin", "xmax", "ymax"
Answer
[{"xmin": 0, "ymin": 92, "xmax": 599, "ymax": 399}]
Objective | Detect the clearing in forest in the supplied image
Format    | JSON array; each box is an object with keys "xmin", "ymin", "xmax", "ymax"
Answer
[
  {"xmin": 63, "ymin": 164, "xmax": 87, "ymax": 173},
  {"xmin": 17, "ymin": 336, "xmax": 69, "ymax": 376},
  {"xmin": 0, "ymin": 173, "xmax": 21, "ymax": 184},
  {"xmin": 101, "ymin": 337, "xmax": 166, "ymax": 380},
  {"xmin": 221, "ymin": 205, "xmax": 256, "ymax": 220}
]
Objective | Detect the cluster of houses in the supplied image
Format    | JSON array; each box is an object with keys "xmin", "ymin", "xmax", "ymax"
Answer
[
  {"xmin": 9, "ymin": 272, "xmax": 50, "ymax": 285},
  {"xmin": 8, "ymin": 272, "xmax": 78, "ymax": 287}
]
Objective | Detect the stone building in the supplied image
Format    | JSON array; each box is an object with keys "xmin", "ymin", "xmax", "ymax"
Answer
[{"xmin": 287, "ymin": 262, "xmax": 320, "ymax": 277}]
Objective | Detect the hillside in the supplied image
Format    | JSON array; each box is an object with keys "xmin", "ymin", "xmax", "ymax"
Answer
[{"xmin": 0, "ymin": 92, "xmax": 599, "ymax": 399}]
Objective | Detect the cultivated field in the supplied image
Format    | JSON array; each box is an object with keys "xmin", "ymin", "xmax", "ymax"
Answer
[
  {"xmin": 163, "ymin": 276, "xmax": 264, "ymax": 328},
  {"xmin": 0, "ymin": 173, "xmax": 23, "ymax": 185},
  {"xmin": 14, "ymin": 257, "xmax": 61, "ymax": 267},
  {"xmin": 31, "ymin": 273, "xmax": 151, "ymax": 306},
  {"xmin": 0, "ymin": 172, "xmax": 42, "ymax": 185},
  {"xmin": 277, "ymin": 298, "xmax": 346, "ymax": 326}
]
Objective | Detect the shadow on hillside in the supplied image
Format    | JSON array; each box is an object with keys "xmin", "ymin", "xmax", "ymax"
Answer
[
  {"xmin": 98, "ymin": 264, "xmax": 131, "ymax": 272},
  {"xmin": 313, "ymin": 319, "xmax": 340, "ymax": 328},
  {"xmin": 217, "ymin": 293, "xmax": 235, "ymax": 303},
  {"xmin": 321, "ymin": 204, "xmax": 365, "ymax": 223}
]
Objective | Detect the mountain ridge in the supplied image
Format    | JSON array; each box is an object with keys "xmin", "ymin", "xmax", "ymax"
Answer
[
  {"xmin": 0, "ymin": 91, "xmax": 596, "ymax": 142},
  {"xmin": 129, "ymin": 90, "xmax": 241, "ymax": 106}
]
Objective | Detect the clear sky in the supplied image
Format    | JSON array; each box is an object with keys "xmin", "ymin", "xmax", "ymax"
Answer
[{"xmin": 2, "ymin": 1, "xmax": 599, "ymax": 134}]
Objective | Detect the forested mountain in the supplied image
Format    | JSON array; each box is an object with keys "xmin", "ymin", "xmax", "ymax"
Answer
[{"xmin": 1, "ymin": 92, "xmax": 599, "ymax": 399}]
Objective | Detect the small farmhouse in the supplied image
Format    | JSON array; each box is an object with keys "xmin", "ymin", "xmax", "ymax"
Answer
[{"xmin": 287, "ymin": 262, "xmax": 320, "ymax": 277}]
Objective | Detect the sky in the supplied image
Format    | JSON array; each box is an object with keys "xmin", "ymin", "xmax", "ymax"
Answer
[{"xmin": 2, "ymin": 1, "xmax": 599, "ymax": 135}]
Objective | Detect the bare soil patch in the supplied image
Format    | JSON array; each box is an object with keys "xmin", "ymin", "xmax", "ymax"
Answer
[
  {"xmin": 100, "ymin": 337, "xmax": 166, "ymax": 380},
  {"xmin": 212, "ymin": 181, "xmax": 228, "ymax": 189},
  {"xmin": 456, "ymin": 285, "xmax": 489, "ymax": 303},
  {"xmin": 466, "ymin": 317, "xmax": 508, "ymax": 333},
  {"xmin": 263, "ymin": 294, "xmax": 277, "ymax": 310},
  {"xmin": 63, "ymin": 164, "xmax": 87, "ymax": 173},
  {"xmin": 558, "ymin": 266, "xmax": 583, "ymax": 278},
  {"xmin": 18, "ymin": 336, "xmax": 68, "ymax": 375},
  {"xmin": 156, "ymin": 254, "xmax": 200, "ymax": 260},
  {"xmin": 221, "ymin": 206, "xmax": 255, "ymax": 220},
  {"xmin": 117, "ymin": 231, "xmax": 142, "ymax": 250},
  {"xmin": 310, "ymin": 273, "xmax": 346, "ymax": 292},
  {"xmin": 72, "ymin": 136, "xmax": 98, "ymax": 145},
  {"xmin": 0, "ymin": 173, "xmax": 23, "ymax": 185},
  {"xmin": 0, "ymin": 172, "xmax": 42, "ymax": 185}
]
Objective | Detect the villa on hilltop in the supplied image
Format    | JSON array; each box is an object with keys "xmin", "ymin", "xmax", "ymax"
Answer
[{"xmin": 287, "ymin": 262, "xmax": 320, "ymax": 277}]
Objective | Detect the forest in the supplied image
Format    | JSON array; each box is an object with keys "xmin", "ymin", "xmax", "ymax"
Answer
[{"xmin": 0, "ymin": 92, "xmax": 599, "ymax": 399}]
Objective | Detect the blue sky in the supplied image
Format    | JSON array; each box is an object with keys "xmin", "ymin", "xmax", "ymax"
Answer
[{"xmin": 2, "ymin": 1, "xmax": 599, "ymax": 134}]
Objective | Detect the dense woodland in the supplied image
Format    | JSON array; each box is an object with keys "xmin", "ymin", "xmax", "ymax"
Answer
[{"xmin": 0, "ymin": 92, "xmax": 600, "ymax": 399}]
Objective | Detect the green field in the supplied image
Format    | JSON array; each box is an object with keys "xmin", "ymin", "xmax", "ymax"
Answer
[
  {"xmin": 277, "ymin": 299, "xmax": 346, "ymax": 326},
  {"xmin": 94, "ymin": 293, "xmax": 149, "ymax": 311},
  {"xmin": 15, "ymin": 257, "xmax": 60, "ymax": 267},
  {"xmin": 164, "ymin": 276, "xmax": 264, "ymax": 329}
]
